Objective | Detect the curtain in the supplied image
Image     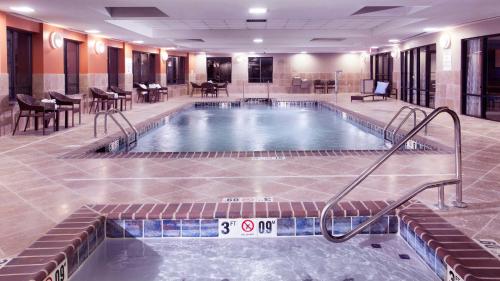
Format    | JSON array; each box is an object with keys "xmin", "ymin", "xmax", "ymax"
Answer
[{"xmin": 466, "ymin": 39, "xmax": 482, "ymax": 117}]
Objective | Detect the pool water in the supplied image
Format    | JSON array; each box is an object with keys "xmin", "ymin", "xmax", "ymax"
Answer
[
  {"xmin": 130, "ymin": 103, "xmax": 386, "ymax": 152},
  {"xmin": 70, "ymin": 236, "xmax": 438, "ymax": 281}
]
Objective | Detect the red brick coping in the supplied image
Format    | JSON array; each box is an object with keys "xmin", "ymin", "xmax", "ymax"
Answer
[{"xmin": 0, "ymin": 201, "xmax": 498, "ymax": 281}]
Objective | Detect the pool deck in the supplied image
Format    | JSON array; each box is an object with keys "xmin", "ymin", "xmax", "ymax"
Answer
[{"xmin": 0, "ymin": 93, "xmax": 499, "ymax": 258}]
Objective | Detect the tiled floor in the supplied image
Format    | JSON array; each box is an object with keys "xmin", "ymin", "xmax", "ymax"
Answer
[{"xmin": 0, "ymin": 93, "xmax": 499, "ymax": 258}]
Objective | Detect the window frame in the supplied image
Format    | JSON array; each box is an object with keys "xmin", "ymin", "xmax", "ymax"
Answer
[
  {"xmin": 166, "ymin": 56, "xmax": 187, "ymax": 85},
  {"xmin": 248, "ymin": 57, "xmax": 273, "ymax": 83}
]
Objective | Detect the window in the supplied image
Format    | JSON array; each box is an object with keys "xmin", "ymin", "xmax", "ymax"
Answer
[
  {"xmin": 7, "ymin": 28, "xmax": 32, "ymax": 101},
  {"xmin": 400, "ymin": 44, "xmax": 436, "ymax": 108},
  {"xmin": 462, "ymin": 35, "xmax": 500, "ymax": 121},
  {"xmin": 107, "ymin": 47, "xmax": 119, "ymax": 89},
  {"xmin": 248, "ymin": 57, "xmax": 273, "ymax": 83},
  {"xmin": 167, "ymin": 56, "xmax": 187, "ymax": 84},
  {"xmin": 207, "ymin": 57, "xmax": 232, "ymax": 83},
  {"xmin": 370, "ymin": 52, "xmax": 393, "ymax": 88},
  {"xmin": 132, "ymin": 51, "xmax": 156, "ymax": 85},
  {"xmin": 64, "ymin": 39, "xmax": 80, "ymax": 95}
]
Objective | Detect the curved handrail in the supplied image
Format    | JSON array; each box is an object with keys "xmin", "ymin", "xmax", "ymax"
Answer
[
  {"xmin": 383, "ymin": 106, "xmax": 413, "ymax": 140},
  {"xmin": 391, "ymin": 108, "xmax": 428, "ymax": 144},
  {"xmin": 94, "ymin": 108, "xmax": 139, "ymax": 150},
  {"xmin": 320, "ymin": 107, "xmax": 467, "ymax": 243}
]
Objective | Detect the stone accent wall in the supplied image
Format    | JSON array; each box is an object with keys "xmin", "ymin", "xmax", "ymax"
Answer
[
  {"xmin": 0, "ymin": 73, "xmax": 13, "ymax": 136},
  {"xmin": 168, "ymin": 84, "xmax": 188, "ymax": 97},
  {"xmin": 436, "ymin": 70, "xmax": 461, "ymax": 110},
  {"xmin": 32, "ymin": 74, "xmax": 65, "ymax": 98}
]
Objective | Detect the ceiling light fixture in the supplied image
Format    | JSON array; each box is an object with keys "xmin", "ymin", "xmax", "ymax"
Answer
[
  {"xmin": 249, "ymin": 51, "xmax": 256, "ymax": 54},
  {"xmin": 249, "ymin": 8, "xmax": 267, "ymax": 14},
  {"xmin": 388, "ymin": 39, "xmax": 400, "ymax": 43},
  {"xmin": 423, "ymin": 27, "xmax": 442, "ymax": 33},
  {"xmin": 370, "ymin": 46, "xmax": 379, "ymax": 49},
  {"xmin": 10, "ymin": 6, "xmax": 34, "ymax": 13},
  {"xmin": 165, "ymin": 47, "xmax": 176, "ymax": 50},
  {"xmin": 253, "ymin": 38, "xmax": 263, "ymax": 43},
  {"xmin": 300, "ymin": 51, "xmax": 307, "ymax": 54},
  {"xmin": 132, "ymin": 40, "xmax": 144, "ymax": 44},
  {"xmin": 85, "ymin": 29, "xmax": 101, "ymax": 34}
]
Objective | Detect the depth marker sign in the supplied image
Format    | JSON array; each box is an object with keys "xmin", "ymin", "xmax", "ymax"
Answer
[{"xmin": 219, "ymin": 218, "xmax": 277, "ymax": 238}]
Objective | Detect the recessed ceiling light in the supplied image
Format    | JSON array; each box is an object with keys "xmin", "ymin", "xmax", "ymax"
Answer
[
  {"xmin": 132, "ymin": 40, "xmax": 144, "ymax": 44},
  {"xmin": 10, "ymin": 6, "xmax": 34, "ymax": 13},
  {"xmin": 85, "ymin": 30, "xmax": 100, "ymax": 34},
  {"xmin": 249, "ymin": 7, "xmax": 267, "ymax": 14},
  {"xmin": 300, "ymin": 51, "xmax": 307, "ymax": 54},
  {"xmin": 253, "ymin": 38, "xmax": 263, "ymax": 43},
  {"xmin": 249, "ymin": 51, "xmax": 256, "ymax": 54},
  {"xmin": 388, "ymin": 39, "xmax": 400, "ymax": 43}
]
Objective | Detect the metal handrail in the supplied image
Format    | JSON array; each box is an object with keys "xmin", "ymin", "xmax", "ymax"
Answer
[
  {"xmin": 320, "ymin": 107, "xmax": 467, "ymax": 243},
  {"xmin": 94, "ymin": 108, "xmax": 138, "ymax": 150},
  {"xmin": 383, "ymin": 106, "xmax": 428, "ymax": 143}
]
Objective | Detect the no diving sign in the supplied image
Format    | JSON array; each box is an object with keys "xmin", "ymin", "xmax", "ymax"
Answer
[{"xmin": 219, "ymin": 218, "xmax": 277, "ymax": 238}]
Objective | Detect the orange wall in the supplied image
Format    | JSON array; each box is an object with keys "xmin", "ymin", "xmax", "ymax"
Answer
[
  {"xmin": 0, "ymin": 13, "xmax": 7, "ymax": 74},
  {"xmin": 6, "ymin": 14, "xmax": 40, "ymax": 33}
]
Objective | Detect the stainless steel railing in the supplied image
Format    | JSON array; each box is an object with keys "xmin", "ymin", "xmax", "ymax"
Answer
[
  {"xmin": 383, "ymin": 106, "xmax": 428, "ymax": 144},
  {"xmin": 320, "ymin": 107, "xmax": 467, "ymax": 243},
  {"xmin": 94, "ymin": 108, "xmax": 138, "ymax": 150}
]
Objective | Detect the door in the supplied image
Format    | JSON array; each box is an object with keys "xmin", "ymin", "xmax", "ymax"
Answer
[
  {"xmin": 7, "ymin": 29, "xmax": 32, "ymax": 100},
  {"xmin": 64, "ymin": 39, "xmax": 80, "ymax": 95},
  {"xmin": 107, "ymin": 47, "xmax": 119, "ymax": 88}
]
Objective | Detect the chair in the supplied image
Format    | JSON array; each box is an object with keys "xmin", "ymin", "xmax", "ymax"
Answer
[
  {"xmin": 216, "ymin": 82, "xmax": 229, "ymax": 96},
  {"xmin": 47, "ymin": 91, "xmax": 82, "ymax": 126},
  {"xmin": 313, "ymin": 80, "xmax": 325, "ymax": 94},
  {"xmin": 89, "ymin": 87, "xmax": 116, "ymax": 113},
  {"xmin": 135, "ymin": 83, "xmax": 149, "ymax": 103},
  {"xmin": 350, "ymin": 81, "xmax": 390, "ymax": 102},
  {"xmin": 190, "ymin": 82, "xmax": 202, "ymax": 96},
  {"xmin": 201, "ymin": 82, "xmax": 217, "ymax": 98},
  {"xmin": 13, "ymin": 94, "xmax": 56, "ymax": 135},
  {"xmin": 110, "ymin": 86, "xmax": 133, "ymax": 110},
  {"xmin": 326, "ymin": 80, "xmax": 336, "ymax": 93},
  {"xmin": 291, "ymin": 77, "xmax": 302, "ymax": 93},
  {"xmin": 149, "ymin": 83, "xmax": 168, "ymax": 101}
]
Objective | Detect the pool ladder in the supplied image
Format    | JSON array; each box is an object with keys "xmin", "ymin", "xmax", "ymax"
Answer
[
  {"xmin": 383, "ymin": 105, "xmax": 428, "ymax": 145},
  {"xmin": 94, "ymin": 108, "xmax": 138, "ymax": 151},
  {"xmin": 320, "ymin": 107, "xmax": 467, "ymax": 243}
]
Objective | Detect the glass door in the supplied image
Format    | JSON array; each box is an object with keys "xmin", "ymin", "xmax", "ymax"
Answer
[
  {"xmin": 400, "ymin": 45, "xmax": 436, "ymax": 108},
  {"xmin": 64, "ymin": 39, "xmax": 80, "ymax": 95},
  {"xmin": 463, "ymin": 38, "xmax": 483, "ymax": 118},
  {"xmin": 485, "ymin": 36, "xmax": 500, "ymax": 121},
  {"xmin": 107, "ymin": 47, "xmax": 119, "ymax": 89},
  {"xmin": 7, "ymin": 28, "xmax": 32, "ymax": 101}
]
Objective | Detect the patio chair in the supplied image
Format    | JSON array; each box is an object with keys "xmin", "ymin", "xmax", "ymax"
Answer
[
  {"xmin": 47, "ymin": 91, "xmax": 82, "ymax": 126},
  {"xmin": 313, "ymin": 80, "xmax": 325, "ymax": 93},
  {"xmin": 291, "ymin": 77, "xmax": 302, "ymax": 93},
  {"xmin": 216, "ymin": 82, "xmax": 229, "ymax": 96},
  {"xmin": 135, "ymin": 83, "xmax": 149, "ymax": 103},
  {"xmin": 13, "ymin": 94, "xmax": 56, "ymax": 135},
  {"xmin": 149, "ymin": 83, "xmax": 168, "ymax": 101},
  {"xmin": 201, "ymin": 82, "xmax": 217, "ymax": 98},
  {"xmin": 326, "ymin": 80, "xmax": 335, "ymax": 93},
  {"xmin": 110, "ymin": 86, "xmax": 133, "ymax": 110},
  {"xmin": 190, "ymin": 82, "xmax": 202, "ymax": 96},
  {"xmin": 350, "ymin": 81, "xmax": 390, "ymax": 102},
  {"xmin": 89, "ymin": 87, "xmax": 117, "ymax": 113}
]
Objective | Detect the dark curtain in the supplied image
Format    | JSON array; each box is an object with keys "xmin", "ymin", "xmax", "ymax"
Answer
[
  {"xmin": 7, "ymin": 28, "xmax": 32, "ymax": 100},
  {"xmin": 107, "ymin": 47, "xmax": 119, "ymax": 88},
  {"xmin": 64, "ymin": 40, "xmax": 80, "ymax": 95}
]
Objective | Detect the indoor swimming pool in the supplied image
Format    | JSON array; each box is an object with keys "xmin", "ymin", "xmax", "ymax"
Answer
[
  {"xmin": 127, "ymin": 101, "xmax": 387, "ymax": 152},
  {"xmin": 69, "ymin": 236, "xmax": 439, "ymax": 281}
]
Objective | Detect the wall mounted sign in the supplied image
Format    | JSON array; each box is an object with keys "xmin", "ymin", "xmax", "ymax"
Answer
[{"xmin": 49, "ymin": 32, "xmax": 63, "ymax": 49}]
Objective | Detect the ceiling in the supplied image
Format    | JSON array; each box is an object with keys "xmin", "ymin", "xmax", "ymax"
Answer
[{"xmin": 1, "ymin": 0, "xmax": 500, "ymax": 53}]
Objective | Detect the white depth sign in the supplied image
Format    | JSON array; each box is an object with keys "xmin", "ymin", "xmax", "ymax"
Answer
[{"xmin": 219, "ymin": 218, "xmax": 277, "ymax": 238}]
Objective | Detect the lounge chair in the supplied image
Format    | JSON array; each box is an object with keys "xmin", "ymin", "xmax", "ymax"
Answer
[
  {"xmin": 109, "ymin": 86, "xmax": 133, "ymax": 110},
  {"xmin": 190, "ymin": 82, "xmax": 202, "ymax": 96},
  {"xmin": 149, "ymin": 83, "xmax": 168, "ymax": 102},
  {"xmin": 47, "ymin": 91, "xmax": 82, "ymax": 126},
  {"xmin": 201, "ymin": 82, "xmax": 217, "ymax": 98},
  {"xmin": 89, "ymin": 87, "xmax": 118, "ymax": 113},
  {"xmin": 350, "ymin": 81, "xmax": 390, "ymax": 102},
  {"xmin": 216, "ymin": 82, "xmax": 229, "ymax": 96},
  {"xmin": 313, "ymin": 80, "xmax": 325, "ymax": 93},
  {"xmin": 13, "ymin": 94, "xmax": 57, "ymax": 135},
  {"xmin": 326, "ymin": 80, "xmax": 335, "ymax": 93}
]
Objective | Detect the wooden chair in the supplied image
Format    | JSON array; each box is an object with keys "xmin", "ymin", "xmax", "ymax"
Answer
[
  {"xmin": 47, "ymin": 91, "xmax": 81, "ymax": 126},
  {"xmin": 109, "ymin": 86, "xmax": 133, "ymax": 110},
  {"xmin": 89, "ymin": 87, "xmax": 116, "ymax": 113},
  {"xmin": 135, "ymin": 83, "xmax": 150, "ymax": 103},
  {"xmin": 326, "ymin": 80, "xmax": 336, "ymax": 93},
  {"xmin": 13, "ymin": 94, "xmax": 56, "ymax": 135},
  {"xmin": 190, "ymin": 82, "xmax": 202, "ymax": 97},
  {"xmin": 149, "ymin": 83, "xmax": 168, "ymax": 101},
  {"xmin": 201, "ymin": 82, "xmax": 217, "ymax": 98},
  {"xmin": 216, "ymin": 82, "xmax": 229, "ymax": 96},
  {"xmin": 313, "ymin": 80, "xmax": 325, "ymax": 93}
]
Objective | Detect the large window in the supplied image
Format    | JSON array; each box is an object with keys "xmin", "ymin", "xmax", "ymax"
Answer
[
  {"xmin": 248, "ymin": 57, "xmax": 273, "ymax": 83},
  {"xmin": 107, "ymin": 47, "xmax": 119, "ymax": 89},
  {"xmin": 64, "ymin": 39, "xmax": 80, "ymax": 95},
  {"xmin": 370, "ymin": 52, "xmax": 393, "ymax": 88},
  {"xmin": 132, "ymin": 51, "xmax": 156, "ymax": 85},
  {"xmin": 7, "ymin": 28, "xmax": 32, "ymax": 101},
  {"xmin": 207, "ymin": 57, "xmax": 232, "ymax": 83},
  {"xmin": 167, "ymin": 56, "xmax": 186, "ymax": 84},
  {"xmin": 462, "ymin": 35, "xmax": 500, "ymax": 121},
  {"xmin": 400, "ymin": 44, "xmax": 436, "ymax": 108}
]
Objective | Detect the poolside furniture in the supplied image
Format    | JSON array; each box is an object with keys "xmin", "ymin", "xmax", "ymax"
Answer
[
  {"xmin": 326, "ymin": 80, "xmax": 336, "ymax": 93},
  {"xmin": 314, "ymin": 80, "xmax": 326, "ymax": 93},
  {"xmin": 47, "ymin": 91, "xmax": 82, "ymax": 126},
  {"xmin": 216, "ymin": 82, "xmax": 229, "ymax": 96},
  {"xmin": 149, "ymin": 83, "xmax": 169, "ymax": 101},
  {"xmin": 350, "ymin": 81, "xmax": 390, "ymax": 102},
  {"xmin": 190, "ymin": 82, "xmax": 203, "ymax": 96},
  {"xmin": 201, "ymin": 82, "xmax": 217, "ymax": 97},
  {"xmin": 110, "ymin": 86, "xmax": 133, "ymax": 110},
  {"xmin": 135, "ymin": 83, "xmax": 149, "ymax": 103},
  {"xmin": 13, "ymin": 94, "xmax": 57, "ymax": 135},
  {"xmin": 89, "ymin": 87, "xmax": 118, "ymax": 113},
  {"xmin": 291, "ymin": 77, "xmax": 302, "ymax": 93}
]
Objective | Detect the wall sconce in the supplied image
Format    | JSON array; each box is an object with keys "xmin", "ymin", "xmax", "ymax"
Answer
[
  {"xmin": 95, "ymin": 41, "xmax": 105, "ymax": 54},
  {"xmin": 49, "ymin": 32, "xmax": 63, "ymax": 49},
  {"xmin": 391, "ymin": 46, "xmax": 400, "ymax": 58},
  {"xmin": 439, "ymin": 33, "xmax": 451, "ymax": 49},
  {"xmin": 161, "ymin": 51, "xmax": 169, "ymax": 61}
]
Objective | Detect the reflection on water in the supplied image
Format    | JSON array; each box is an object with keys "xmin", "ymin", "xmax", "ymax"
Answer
[{"xmin": 131, "ymin": 104, "xmax": 386, "ymax": 152}]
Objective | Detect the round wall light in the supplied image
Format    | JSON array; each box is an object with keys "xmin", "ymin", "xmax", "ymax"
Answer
[
  {"xmin": 439, "ymin": 33, "xmax": 451, "ymax": 49},
  {"xmin": 95, "ymin": 41, "xmax": 105, "ymax": 54},
  {"xmin": 49, "ymin": 32, "xmax": 63, "ymax": 49},
  {"xmin": 161, "ymin": 51, "xmax": 169, "ymax": 61},
  {"xmin": 391, "ymin": 46, "xmax": 400, "ymax": 58}
]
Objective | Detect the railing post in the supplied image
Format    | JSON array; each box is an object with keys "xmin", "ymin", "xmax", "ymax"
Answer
[
  {"xmin": 437, "ymin": 185, "xmax": 448, "ymax": 210},
  {"xmin": 452, "ymin": 111, "xmax": 467, "ymax": 208}
]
